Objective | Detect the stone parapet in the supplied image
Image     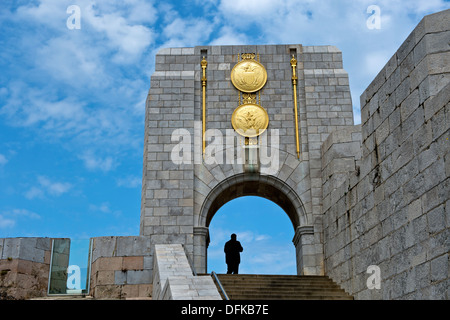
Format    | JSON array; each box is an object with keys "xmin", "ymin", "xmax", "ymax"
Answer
[
  {"xmin": 0, "ymin": 237, "xmax": 53, "ymax": 299},
  {"xmin": 153, "ymin": 244, "xmax": 221, "ymax": 300},
  {"xmin": 323, "ymin": 9, "xmax": 449, "ymax": 299},
  {"xmin": 89, "ymin": 236, "xmax": 153, "ymax": 299}
]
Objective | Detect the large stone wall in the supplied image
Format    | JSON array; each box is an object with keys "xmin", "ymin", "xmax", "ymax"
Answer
[
  {"xmin": 0, "ymin": 236, "xmax": 154, "ymax": 300},
  {"xmin": 0, "ymin": 238, "xmax": 53, "ymax": 299},
  {"xmin": 323, "ymin": 9, "xmax": 449, "ymax": 299},
  {"xmin": 89, "ymin": 236, "xmax": 153, "ymax": 299}
]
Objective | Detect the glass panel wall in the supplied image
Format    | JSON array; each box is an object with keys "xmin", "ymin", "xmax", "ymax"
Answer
[{"xmin": 48, "ymin": 238, "xmax": 92, "ymax": 295}]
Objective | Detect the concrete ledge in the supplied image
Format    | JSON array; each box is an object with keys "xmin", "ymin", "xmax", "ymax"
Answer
[{"xmin": 153, "ymin": 244, "xmax": 221, "ymax": 300}]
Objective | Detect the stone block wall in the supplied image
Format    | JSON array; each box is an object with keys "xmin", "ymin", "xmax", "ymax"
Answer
[
  {"xmin": 142, "ymin": 43, "xmax": 355, "ymax": 275},
  {"xmin": 0, "ymin": 237, "xmax": 53, "ymax": 299},
  {"xmin": 323, "ymin": 9, "xmax": 449, "ymax": 299},
  {"xmin": 89, "ymin": 236, "xmax": 153, "ymax": 299}
]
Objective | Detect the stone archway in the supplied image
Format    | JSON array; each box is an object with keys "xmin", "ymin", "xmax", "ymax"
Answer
[{"xmin": 193, "ymin": 173, "xmax": 316, "ymax": 275}]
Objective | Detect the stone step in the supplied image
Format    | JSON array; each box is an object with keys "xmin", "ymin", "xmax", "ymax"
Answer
[
  {"xmin": 218, "ymin": 279, "xmax": 337, "ymax": 283},
  {"xmin": 222, "ymin": 287, "xmax": 349, "ymax": 295},
  {"xmin": 226, "ymin": 293, "xmax": 354, "ymax": 300},
  {"xmin": 223, "ymin": 288, "xmax": 349, "ymax": 296},
  {"xmin": 218, "ymin": 283, "xmax": 344, "ymax": 290},
  {"xmin": 216, "ymin": 275, "xmax": 337, "ymax": 282},
  {"xmin": 213, "ymin": 274, "xmax": 353, "ymax": 300}
]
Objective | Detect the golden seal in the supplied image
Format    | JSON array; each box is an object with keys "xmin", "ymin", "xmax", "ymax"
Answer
[
  {"xmin": 231, "ymin": 104, "xmax": 269, "ymax": 137},
  {"xmin": 231, "ymin": 59, "xmax": 267, "ymax": 93}
]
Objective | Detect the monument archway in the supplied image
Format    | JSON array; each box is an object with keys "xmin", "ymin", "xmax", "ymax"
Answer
[
  {"xmin": 142, "ymin": 44, "xmax": 354, "ymax": 279},
  {"xmin": 193, "ymin": 173, "xmax": 309, "ymax": 275}
]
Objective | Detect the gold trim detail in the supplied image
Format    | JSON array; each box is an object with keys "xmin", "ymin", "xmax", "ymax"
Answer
[
  {"xmin": 201, "ymin": 56, "xmax": 207, "ymax": 156},
  {"xmin": 200, "ymin": 56, "xmax": 208, "ymax": 155},
  {"xmin": 231, "ymin": 103, "xmax": 269, "ymax": 138},
  {"xmin": 290, "ymin": 55, "xmax": 300, "ymax": 159},
  {"xmin": 242, "ymin": 93, "xmax": 256, "ymax": 105},
  {"xmin": 231, "ymin": 54, "xmax": 267, "ymax": 93}
]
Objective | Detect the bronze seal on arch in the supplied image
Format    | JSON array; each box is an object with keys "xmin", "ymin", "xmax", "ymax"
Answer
[
  {"xmin": 231, "ymin": 103, "xmax": 269, "ymax": 138},
  {"xmin": 231, "ymin": 54, "xmax": 267, "ymax": 93}
]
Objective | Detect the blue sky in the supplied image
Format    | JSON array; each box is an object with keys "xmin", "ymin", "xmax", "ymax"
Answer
[{"xmin": 0, "ymin": 0, "xmax": 449, "ymax": 275}]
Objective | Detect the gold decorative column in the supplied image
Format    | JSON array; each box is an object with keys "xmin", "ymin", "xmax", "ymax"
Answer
[
  {"xmin": 290, "ymin": 55, "xmax": 300, "ymax": 159},
  {"xmin": 201, "ymin": 56, "xmax": 207, "ymax": 156}
]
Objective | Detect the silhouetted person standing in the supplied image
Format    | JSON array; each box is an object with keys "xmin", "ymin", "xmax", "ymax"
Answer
[{"xmin": 224, "ymin": 233, "xmax": 243, "ymax": 274}]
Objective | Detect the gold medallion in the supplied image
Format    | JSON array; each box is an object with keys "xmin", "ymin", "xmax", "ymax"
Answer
[
  {"xmin": 231, "ymin": 55, "xmax": 267, "ymax": 93},
  {"xmin": 231, "ymin": 104, "xmax": 269, "ymax": 137}
]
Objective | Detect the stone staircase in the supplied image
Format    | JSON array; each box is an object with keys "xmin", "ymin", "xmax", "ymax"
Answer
[{"xmin": 212, "ymin": 274, "xmax": 353, "ymax": 300}]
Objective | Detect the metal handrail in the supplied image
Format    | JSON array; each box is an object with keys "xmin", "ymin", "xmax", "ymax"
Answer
[{"xmin": 211, "ymin": 271, "xmax": 229, "ymax": 300}]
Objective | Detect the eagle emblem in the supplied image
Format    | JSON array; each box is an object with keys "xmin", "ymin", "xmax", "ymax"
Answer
[
  {"xmin": 231, "ymin": 59, "xmax": 267, "ymax": 93},
  {"xmin": 231, "ymin": 104, "xmax": 269, "ymax": 137}
]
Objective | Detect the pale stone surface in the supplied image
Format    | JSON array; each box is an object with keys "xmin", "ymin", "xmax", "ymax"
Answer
[
  {"xmin": 0, "ymin": 238, "xmax": 53, "ymax": 299},
  {"xmin": 142, "ymin": 42, "xmax": 354, "ymax": 276},
  {"xmin": 323, "ymin": 9, "xmax": 449, "ymax": 300},
  {"xmin": 89, "ymin": 236, "xmax": 153, "ymax": 299},
  {"xmin": 153, "ymin": 244, "xmax": 221, "ymax": 300}
]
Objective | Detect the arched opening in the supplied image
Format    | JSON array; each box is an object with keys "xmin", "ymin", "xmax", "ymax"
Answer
[
  {"xmin": 193, "ymin": 173, "xmax": 320, "ymax": 276},
  {"xmin": 199, "ymin": 174, "xmax": 307, "ymax": 229},
  {"xmin": 207, "ymin": 196, "xmax": 296, "ymax": 274}
]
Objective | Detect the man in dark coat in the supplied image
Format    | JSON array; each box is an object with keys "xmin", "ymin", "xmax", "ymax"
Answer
[{"xmin": 224, "ymin": 233, "xmax": 243, "ymax": 274}]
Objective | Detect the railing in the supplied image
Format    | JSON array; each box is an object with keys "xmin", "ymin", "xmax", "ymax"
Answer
[{"xmin": 211, "ymin": 271, "xmax": 229, "ymax": 300}]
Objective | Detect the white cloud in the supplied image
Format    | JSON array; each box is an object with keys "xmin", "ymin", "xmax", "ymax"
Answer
[
  {"xmin": 255, "ymin": 234, "xmax": 271, "ymax": 241},
  {"xmin": 0, "ymin": 154, "xmax": 7, "ymax": 165},
  {"xmin": 25, "ymin": 176, "xmax": 72, "ymax": 199},
  {"xmin": 14, "ymin": 0, "xmax": 68, "ymax": 29},
  {"xmin": 35, "ymin": 36, "xmax": 107, "ymax": 87},
  {"xmin": 0, "ymin": 209, "xmax": 40, "ymax": 229},
  {"xmin": 117, "ymin": 175, "xmax": 141, "ymax": 188},
  {"xmin": 219, "ymin": 0, "xmax": 284, "ymax": 20},
  {"xmin": 209, "ymin": 26, "xmax": 249, "ymax": 46},
  {"xmin": 89, "ymin": 202, "xmax": 111, "ymax": 214},
  {"xmin": 14, "ymin": 0, "xmax": 156, "ymax": 63},
  {"xmin": 38, "ymin": 176, "xmax": 72, "ymax": 196},
  {"xmin": 89, "ymin": 202, "xmax": 122, "ymax": 218},
  {"xmin": 0, "ymin": 81, "xmax": 86, "ymax": 128},
  {"xmin": 0, "ymin": 215, "xmax": 15, "ymax": 229},
  {"xmin": 25, "ymin": 187, "xmax": 45, "ymax": 200},
  {"xmin": 84, "ymin": 5, "xmax": 155, "ymax": 64},
  {"xmin": 79, "ymin": 151, "xmax": 116, "ymax": 172},
  {"xmin": 161, "ymin": 17, "xmax": 214, "ymax": 48},
  {"xmin": 0, "ymin": 80, "xmax": 143, "ymax": 162},
  {"xmin": 10, "ymin": 209, "xmax": 41, "ymax": 219},
  {"xmin": 0, "ymin": 0, "xmax": 155, "ymax": 157}
]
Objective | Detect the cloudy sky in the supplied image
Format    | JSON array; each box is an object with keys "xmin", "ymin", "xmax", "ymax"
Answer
[{"xmin": 1, "ymin": 0, "xmax": 449, "ymax": 275}]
